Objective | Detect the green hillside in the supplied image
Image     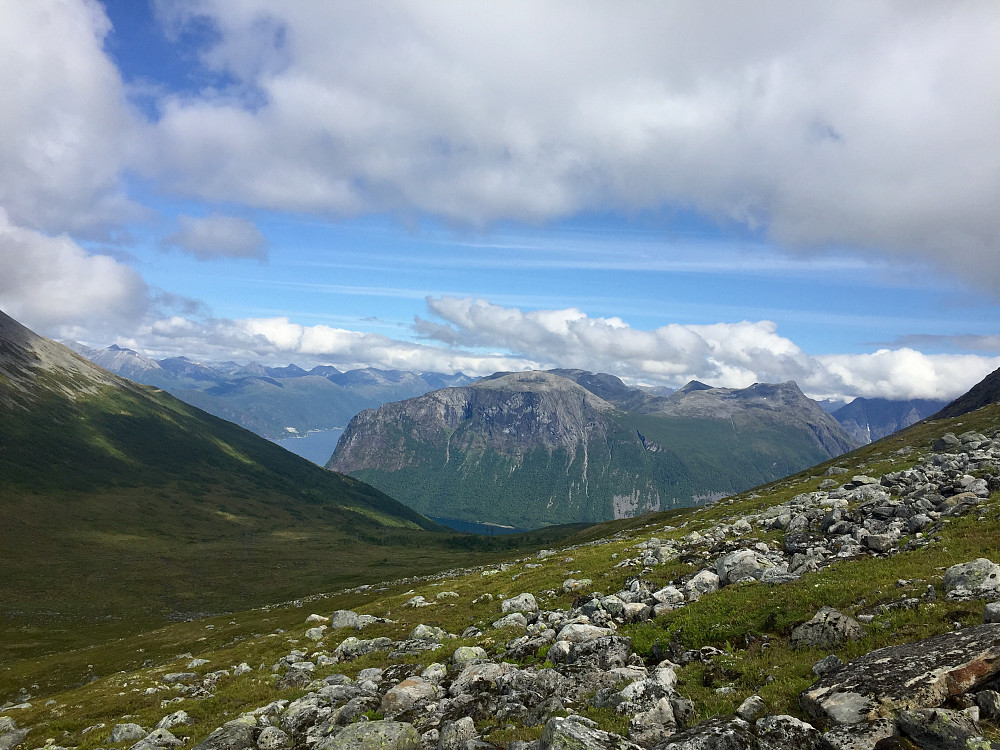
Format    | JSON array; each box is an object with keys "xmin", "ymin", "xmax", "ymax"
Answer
[{"xmin": 0, "ymin": 311, "xmax": 583, "ymax": 665}]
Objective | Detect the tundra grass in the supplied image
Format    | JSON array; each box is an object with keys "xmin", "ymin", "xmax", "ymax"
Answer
[{"xmin": 5, "ymin": 398, "xmax": 1000, "ymax": 744}]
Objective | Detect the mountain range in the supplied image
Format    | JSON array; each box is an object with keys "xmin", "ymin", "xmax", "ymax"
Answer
[
  {"xmin": 66, "ymin": 342, "xmax": 473, "ymax": 449},
  {"xmin": 328, "ymin": 369, "xmax": 860, "ymax": 528},
  {"xmin": 830, "ymin": 396, "xmax": 947, "ymax": 445}
]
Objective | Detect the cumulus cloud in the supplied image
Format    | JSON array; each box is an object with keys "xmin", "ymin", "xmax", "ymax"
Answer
[
  {"xmin": 163, "ymin": 213, "xmax": 267, "ymax": 260},
  {"xmin": 0, "ymin": 0, "xmax": 142, "ymax": 236},
  {"xmin": 0, "ymin": 209, "xmax": 150, "ymax": 338},
  {"xmin": 130, "ymin": 315, "xmax": 537, "ymax": 376},
  {"xmin": 140, "ymin": 1, "xmax": 1000, "ymax": 291},
  {"xmin": 416, "ymin": 297, "xmax": 1000, "ymax": 401}
]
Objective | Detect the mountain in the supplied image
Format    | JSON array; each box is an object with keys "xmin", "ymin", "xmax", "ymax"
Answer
[
  {"xmin": 328, "ymin": 370, "xmax": 858, "ymax": 528},
  {"xmin": 931, "ymin": 366, "xmax": 1000, "ymax": 419},
  {"xmin": 0, "ymin": 309, "xmax": 503, "ymax": 631},
  {"xmin": 65, "ymin": 343, "xmax": 474, "ymax": 446},
  {"xmin": 831, "ymin": 396, "xmax": 948, "ymax": 444}
]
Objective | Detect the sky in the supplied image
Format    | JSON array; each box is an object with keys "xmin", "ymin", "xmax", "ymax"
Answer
[{"xmin": 1, "ymin": 1, "xmax": 999, "ymax": 402}]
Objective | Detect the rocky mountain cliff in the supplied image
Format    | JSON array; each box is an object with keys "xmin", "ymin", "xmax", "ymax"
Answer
[{"xmin": 328, "ymin": 371, "xmax": 859, "ymax": 528}]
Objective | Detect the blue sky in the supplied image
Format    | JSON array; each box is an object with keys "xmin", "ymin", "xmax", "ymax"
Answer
[{"xmin": 2, "ymin": 1, "xmax": 999, "ymax": 401}]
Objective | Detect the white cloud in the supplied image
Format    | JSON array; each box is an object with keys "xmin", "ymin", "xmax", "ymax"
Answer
[
  {"xmin": 0, "ymin": 209, "xmax": 150, "ymax": 338},
  {"xmin": 129, "ymin": 314, "xmax": 537, "ymax": 375},
  {"xmin": 0, "ymin": 0, "xmax": 142, "ymax": 236},
  {"xmin": 417, "ymin": 297, "xmax": 1000, "ymax": 401},
  {"xmin": 140, "ymin": 1, "xmax": 1000, "ymax": 291},
  {"xmin": 163, "ymin": 213, "xmax": 267, "ymax": 260}
]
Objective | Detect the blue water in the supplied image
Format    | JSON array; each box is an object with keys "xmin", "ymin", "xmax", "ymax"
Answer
[
  {"xmin": 429, "ymin": 516, "xmax": 530, "ymax": 535},
  {"xmin": 273, "ymin": 428, "xmax": 345, "ymax": 465}
]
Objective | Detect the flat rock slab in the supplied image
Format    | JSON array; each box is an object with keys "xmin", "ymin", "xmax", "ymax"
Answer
[{"xmin": 800, "ymin": 624, "xmax": 1000, "ymax": 725}]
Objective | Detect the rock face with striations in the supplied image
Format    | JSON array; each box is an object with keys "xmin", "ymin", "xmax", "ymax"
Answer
[{"xmin": 328, "ymin": 371, "xmax": 858, "ymax": 528}]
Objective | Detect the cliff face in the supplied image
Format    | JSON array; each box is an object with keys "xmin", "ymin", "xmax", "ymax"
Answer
[
  {"xmin": 331, "ymin": 371, "xmax": 617, "ymax": 471},
  {"xmin": 328, "ymin": 371, "xmax": 859, "ymax": 528}
]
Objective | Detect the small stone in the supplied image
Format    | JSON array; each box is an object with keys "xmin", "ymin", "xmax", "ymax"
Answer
[
  {"xmin": 256, "ymin": 726, "xmax": 291, "ymax": 750},
  {"xmin": 790, "ymin": 607, "xmax": 866, "ymax": 649},
  {"xmin": 502, "ymin": 593, "xmax": 539, "ymax": 614},
  {"xmin": 109, "ymin": 724, "xmax": 147, "ymax": 743},
  {"xmin": 736, "ymin": 695, "xmax": 765, "ymax": 722},
  {"xmin": 812, "ymin": 654, "xmax": 844, "ymax": 677}
]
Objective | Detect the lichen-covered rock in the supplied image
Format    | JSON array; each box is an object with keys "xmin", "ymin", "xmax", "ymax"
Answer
[
  {"xmin": 155, "ymin": 711, "xmax": 194, "ymax": 731},
  {"xmin": 379, "ymin": 676, "xmax": 438, "ymax": 718},
  {"xmin": 315, "ymin": 720, "xmax": 420, "ymax": 750},
  {"xmin": 109, "ymin": 724, "xmax": 148, "ymax": 743},
  {"xmin": 754, "ymin": 715, "xmax": 825, "ymax": 750},
  {"xmin": 789, "ymin": 607, "xmax": 865, "ymax": 649},
  {"xmin": 897, "ymin": 708, "xmax": 997, "ymax": 750},
  {"xmin": 451, "ymin": 646, "xmax": 488, "ymax": 668},
  {"xmin": 655, "ymin": 717, "xmax": 753, "ymax": 750},
  {"xmin": 556, "ymin": 623, "xmax": 613, "ymax": 643},
  {"xmin": 629, "ymin": 697, "xmax": 677, "ymax": 748},
  {"xmin": 683, "ymin": 571, "xmax": 720, "ymax": 602},
  {"xmin": 408, "ymin": 624, "xmax": 448, "ymax": 642},
  {"xmin": 256, "ymin": 726, "xmax": 291, "ymax": 750},
  {"xmin": 943, "ymin": 559, "xmax": 1000, "ymax": 599},
  {"xmin": 539, "ymin": 716, "xmax": 641, "ymax": 750},
  {"xmin": 822, "ymin": 719, "xmax": 897, "ymax": 750},
  {"xmin": 438, "ymin": 717, "xmax": 476, "ymax": 750},
  {"xmin": 502, "ymin": 593, "xmax": 539, "ymax": 614},
  {"xmin": 192, "ymin": 717, "xmax": 257, "ymax": 750},
  {"xmin": 800, "ymin": 624, "xmax": 1000, "ymax": 725},
  {"xmin": 716, "ymin": 549, "xmax": 773, "ymax": 586}
]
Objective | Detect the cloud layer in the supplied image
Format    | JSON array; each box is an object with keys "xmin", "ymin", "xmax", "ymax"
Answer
[
  {"xmin": 417, "ymin": 297, "xmax": 1000, "ymax": 401},
  {"xmin": 163, "ymin": 214, "xmax": 267, "ymax": 260},
  {"xmin": 141, "ymin": 1, "xmax": 1000, "ymax": 290}
]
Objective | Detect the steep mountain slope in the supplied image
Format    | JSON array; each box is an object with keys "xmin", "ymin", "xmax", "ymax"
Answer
[
  {"xmin": 932, "ymin": 365, "xmax": 1000, "ymax": 419},
  {"xmin": 0, "ymin": 310, "xmax": 516, "ymax": 633},
  {"xmin": 328, "ymin": 371, "xmax": 858, "ymax": 528},
  {"xmin": 67, "ymin": 343, "xmax": 473, "ymax": 445},
  {"xmin": 832, "ymin": 396, "xmax": 948, "ymax": 444}
]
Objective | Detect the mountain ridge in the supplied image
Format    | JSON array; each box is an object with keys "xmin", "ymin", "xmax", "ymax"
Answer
[{"xmin": 328, "ymin": 369, "xmax": 859, "ymax": 528}]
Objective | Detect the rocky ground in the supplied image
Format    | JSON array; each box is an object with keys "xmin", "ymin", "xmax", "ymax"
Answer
[{"xmin": 5, "ymin": 429, "xmax": 1000, "ymax": 750}]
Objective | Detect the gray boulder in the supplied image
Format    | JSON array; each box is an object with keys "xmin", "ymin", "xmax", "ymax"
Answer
[
  {"xmin": 438, "ymin": 717, "xmax": 476, "ymax": 750},
  {"xmin": 716, "ymin": 550, "xmax": 772, "ymax": 586},
  {"xmin": 451, "ymin": 646, "xmax": 488, "ymax": 668},
  {"xmin": 754, "ymin": 715, "xmax": 825, "ymax": 750},
  {"xmin": 380, "ymin": 676, "xmax": 438, "ymax": 718},
  {"xmin": 897, "ymin": 708, "xmax": 998, "ymax": 750},
  {"xmin": 0, "ymin": 728, "xmax": 28, "ymax": 750},
  {"xmin": 256, "ymin": 726, "xmax": 292, "ymax": 750},
  {"xmin": 655, "ymin": 717, "xmax": 753, "ymax": 750},
  {"xmin": 943, "ymin": 559, "xmax": 1000, "ymax": 599},
  {"xmin": 155, "ymin": 711, "xmax": 193, "ymax": 731},
  {"xmin": 684, "ymin": 571, "xmax": 720, "ymax": 602},
  {"xmin": 329, "ymin": 610, "xmax": 362, "ymax": 629},
  {"xmin": 109, "ymin": 724, "xmax": 148, "ymax": 744},
  {"xmin": 801, "ymin": 624, "xmax": 1000, "ymax": 725},
  {"xmin": 316, "ymin": 721, "xmax": 420, "ymax": 750},
  {"xmin": 821, "ymin": 719, "xmax": 897, "ymax": 750},
  {"xmin": 502, "ymin": 593, "xmax": 539, "ymax": 614},
  {"xmin": 790, "ymin": 607, "xmax": 866, "ymax": 649},
  {"xmin": 539, "ymin": 716, "xmax": 640, "ymax": 750},
  {"xmin": 191, "ymin": 717, "xmax": 257, "ymax": 750}
]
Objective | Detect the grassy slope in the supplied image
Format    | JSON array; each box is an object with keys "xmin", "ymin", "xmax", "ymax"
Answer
[
  {"xmin": 0, "ymin": 380, "xmax": 595, "ymax": 665},
  {"xmin": 7, "ymin": 403, "xmax": 999, "ymax": 745}
]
